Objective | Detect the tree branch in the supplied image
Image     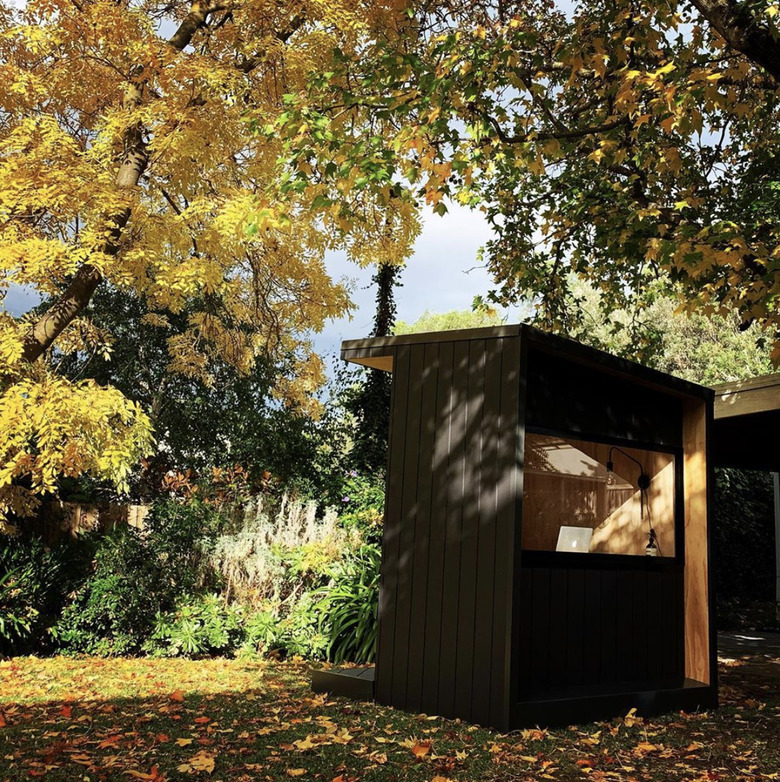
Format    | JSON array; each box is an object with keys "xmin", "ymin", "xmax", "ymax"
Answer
[{"xmin": 20, "ymin": 2, "xmax": 224, "ymax": 364}]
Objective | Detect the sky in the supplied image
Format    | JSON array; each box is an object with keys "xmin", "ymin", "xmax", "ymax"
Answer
[
  {"xmin": 312, "ymin": 203, "xmax": 524, "ymax": 365},
  {"xmin": 4, "ymin": 202, "xmax": 524, "ymax": 368}
]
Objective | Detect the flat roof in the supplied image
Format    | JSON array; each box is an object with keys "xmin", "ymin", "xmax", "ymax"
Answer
[
  {"xmin": 342, "ymin": 323, "xmax": 711, "ymax": 400},
  {"xmin": 711, "ymin": 373, "xmax": 779, "ymax": 471}
]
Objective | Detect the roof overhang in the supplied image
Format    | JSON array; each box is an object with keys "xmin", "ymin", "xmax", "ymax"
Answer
[{"xmin": 711, "ymin": 373, "xmax": 780, "ymax": 472}]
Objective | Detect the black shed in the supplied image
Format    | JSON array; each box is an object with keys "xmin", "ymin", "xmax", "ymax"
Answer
[{"xmin": 316, "ymin": 324, "xmax": 717, "ymax": 730}]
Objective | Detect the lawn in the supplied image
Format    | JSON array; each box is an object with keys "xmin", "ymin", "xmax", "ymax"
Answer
[{"xmin": 0, "ymin": 656, "xmax": 778, "ymax": 781}]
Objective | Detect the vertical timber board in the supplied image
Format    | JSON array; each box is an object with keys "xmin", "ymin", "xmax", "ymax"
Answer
[
  {"xmin": 493, "ymin": 335, "xmax": 524, "ymax": 730},
  {"xmin": 421, "ymin": 342, "xmax": 455, "ymax": 714},
  {"xmin": 547, "ymin": 569, "xmax": 569, "ymax": 683},
  {"xmin": 390, "ymin": 343, "xmax": 426, "ymax": 709},
  {"xmin": 375, "ymin": 345, "xmax": 405, "ymax": 705},
  {"xmin": 454, "ymin": 340, "xmax": 486, "ymax": 718},
  {"xmin": 529, "ymin": 568, "xmax": 551, "ymax": 691},
  {"xmin": 471, "ymin": 338, "xmax": 503, "ymax": 726},
  {"xmin": 437, "ymin": 340, "xmax": 471, "ymax": 718},
  {"xmin": 614, "ymin": 570, "xmax": 634, "ymax": 682},
  {"xmin": 645, "ymin": 570, "xmax": 664, "ymax": 681},
  {"xmin": 565, "ymin": 569, "xmax": 585, "ymax": 685},
  {"xmin": 631, "ymin": 571, "xmax": 649, "ymax": 683},
  {"xmin": 582, "ymin": 569, "xmax": 602, "ymax": 684},
  {"xmin": 405, "ymin": 342, "xmax": 440, "ymax": 712},
  {"xmin": 683, "ymin": 399, "xmax": 710, "ymax": 684},
  {"xmin": 599, "ymin": 570, "xmax": 618, "ymax": 684}
]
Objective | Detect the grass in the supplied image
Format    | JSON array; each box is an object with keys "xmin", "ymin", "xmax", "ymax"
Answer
[{"xmin": 0, "ymin": 655, "xmax": 778, "ymax": 781}]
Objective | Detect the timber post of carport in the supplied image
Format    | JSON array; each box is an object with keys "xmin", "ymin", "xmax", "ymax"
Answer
[{"xmin": 711, "ymin": 373, "xmax": 780, "ymax": 622}]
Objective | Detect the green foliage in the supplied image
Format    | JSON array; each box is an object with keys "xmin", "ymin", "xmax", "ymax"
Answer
[
  {"xmin": 239, "ymin": 596, "xmax": 328, "ymax": 661},
  {"xmin": 565, "ymin": 280, "xmax": 772, "ymax": 384},
  {"xmin": 54, "ymin": 500, "xmax": 225, "ymax": 655},
  {"xmin": 336, "ymin": 472, "xmax": 385, "ymax": 545},
  {"xmin": 395, "ymin": 308, "xmax": 506, "ymax": 335},
  {"xmin": 5, "ymin": 487, "xmax": 378, "ymax": 663},
  {"xmin": 339, "ymin": 365, "xmax": 393, "ymax": 478},
  {"xmin": 51, "ymin": 285, "xmax": 335, "ymax": 498},
  {"xmin": 275, "ymin": 1, "xmax": 780, "ymax": 360},
  {"xmin": 53, "ymin": 529, "xmax": 168, "ymax": 656},
  {"xmin": 713, "ymin": 469, "xmax": 776, "ymax": 607},
  {"xmin": 316, "ymin": 544, "xmax": 381, "ymax": 664},
  {"xmin": 146, "ymin": 594, "xmax": 244, "ymax": 658},
  {"xmin": 143, "ymin": 499, "xmax": 224, "ymax": 589},
  {"xmin": 335, "ymin": 262, "xmax": 401, "ymax": 477},
  {"xmin": 0, "ymin": 535, "xmax": 66, "ymax": 655}
]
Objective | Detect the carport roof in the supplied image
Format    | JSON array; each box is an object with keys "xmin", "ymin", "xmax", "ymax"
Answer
[{"xmin": 711, "ymin": 373, "xmax": 780, "ymax": 472}]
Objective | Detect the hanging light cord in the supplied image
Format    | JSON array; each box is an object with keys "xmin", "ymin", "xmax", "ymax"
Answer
[{"xmin": 606, "ymin": 446, "xmax": 652, "ymax": 531}]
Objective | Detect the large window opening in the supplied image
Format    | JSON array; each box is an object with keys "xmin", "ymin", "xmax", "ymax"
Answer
[{"xmin": 522, "ymin": 433, "xmax": 677, "ymax": 557}]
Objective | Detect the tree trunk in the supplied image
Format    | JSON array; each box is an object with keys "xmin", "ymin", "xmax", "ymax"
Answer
[{"xmin": 690, "ymin": 0, "xmax": 780, "ymax": 82}]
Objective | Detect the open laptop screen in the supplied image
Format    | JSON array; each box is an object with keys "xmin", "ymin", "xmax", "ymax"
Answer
[{"xmin": 555, "ymin": 526, "xmax": 593, "ymax": 553}]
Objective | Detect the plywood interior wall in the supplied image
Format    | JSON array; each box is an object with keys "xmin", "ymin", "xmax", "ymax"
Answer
[
  {"xmin": 683, "ymin": 400, "xmax": 710, "ymax": 684},
  {"xmin": 522, "ymin": 434, "xmax": 676, "ymax": 556}
]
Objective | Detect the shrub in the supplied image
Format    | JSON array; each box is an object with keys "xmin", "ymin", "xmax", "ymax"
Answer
[
  {"xmin": 54, "ymin": 499, "xmax": 226, "ymax": 655},
  {"xmin": 714, "ymin": 469, "xmax": 775, "ymax": 604},
  {"xmin": 337, "ymin": 473, "xmax": 385, "ymax": 545},
  {"xmin": 143, "ymin": 498, "xmax": 225, "ymax": 591},
  {"xmin": 146, "ymin": 594, "xmax": 244, "ymax": 658},
  {"xmin": 211, "ymin": 494, "xmax": 355, "ymax": 606},
  {"xmin": 238, "ymin": 595, "xmax": 329, "ymax": 661},
  {"xmin": 0, "ymin": 535, "xmax": 67, "ymax": 656},
  {"xmin": 53, "ymin": 528, "xmax": 168, "ymax": 655},
  {"xmin": 316, "ymin": 543, "xmax": 381, "ymax": 664}
]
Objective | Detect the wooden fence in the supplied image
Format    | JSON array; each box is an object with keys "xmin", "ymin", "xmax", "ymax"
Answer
[{"xmin": 26, "ymin": 502, "xmax": 149, "ymax": 546}]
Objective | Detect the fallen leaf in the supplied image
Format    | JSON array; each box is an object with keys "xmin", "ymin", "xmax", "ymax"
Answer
[
  {"xmin": 286, "ymin": 770, "xmax": 306, "ymax": 778},
  {"xmin": 127, "ymin": 768, "xmax": 164, "ymax": 782},
  {"xmin": 411, "ymin": 740, "xmax": 432, "ymax": 758},
  {"xmin": 170, "ymin": 690, "xmax": 185, "ymax": 703},
  {"xmin": 176, "ymin": 738, "xmax": 194, "ymax": 747},
  {"xmin": 177, "ymin": 750, "xmax": 215, "ymax": 774}
]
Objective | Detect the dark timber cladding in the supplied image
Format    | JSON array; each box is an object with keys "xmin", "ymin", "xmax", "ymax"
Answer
[
  {"xmin": 370, "ymin": 332, "xmax": 522, "ymax": 729},
  {"xmin": 339, "ymin": 323, "xmax": 716, "ymax": 731}
]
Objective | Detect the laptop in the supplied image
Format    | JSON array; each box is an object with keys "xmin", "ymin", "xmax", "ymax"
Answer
[{"xmin": 556, "ymin": 526, "xmax": 593, "ymax": 553}]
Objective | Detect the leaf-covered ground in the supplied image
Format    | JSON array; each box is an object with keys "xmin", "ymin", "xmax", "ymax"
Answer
[{"xmin": 0, "ymin": 655, "xmax": 778, "ymax": 781}]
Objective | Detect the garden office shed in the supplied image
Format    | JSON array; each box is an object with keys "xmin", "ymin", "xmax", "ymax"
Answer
[{"xmin": 313, "ymin": 324, "xmax": 717, "ymax": 730}]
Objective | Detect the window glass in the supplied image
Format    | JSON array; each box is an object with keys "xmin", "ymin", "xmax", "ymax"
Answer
[{"xmin": 522, "ymin": 433, "xmax": 676, "ymax": 557}]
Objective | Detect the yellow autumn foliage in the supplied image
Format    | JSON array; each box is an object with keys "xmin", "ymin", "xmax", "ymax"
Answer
[
  {"xmin": 0, "ymin": 372, "xmax": 154, "ymax": 520},
  {"xmin": 0, "ymin": 0, "xmax": 419, "ymax": 518}
]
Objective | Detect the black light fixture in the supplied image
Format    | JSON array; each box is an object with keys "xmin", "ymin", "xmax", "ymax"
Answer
[{"xmin": 606, "ymin": 446, "xmax": 657, "ymax": 556}]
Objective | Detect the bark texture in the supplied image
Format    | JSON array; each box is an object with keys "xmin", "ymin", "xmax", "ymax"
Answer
[{"xmin": 690, "ymin": 0, "xmax": 780, "ymax": 82}]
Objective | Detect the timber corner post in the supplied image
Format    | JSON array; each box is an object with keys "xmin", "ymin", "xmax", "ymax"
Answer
[{"xmin": 313, "ymin": 324, "xmax": 717, "ymax": 730}]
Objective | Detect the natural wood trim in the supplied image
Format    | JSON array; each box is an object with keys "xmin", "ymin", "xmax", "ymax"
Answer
[
  {"xmin": 345, "ymin": 355, "xmax": 394, "ymax": 372},
  {"xmin": 683, "ymin": 399, "xmax": 710, "ymax": 684}
]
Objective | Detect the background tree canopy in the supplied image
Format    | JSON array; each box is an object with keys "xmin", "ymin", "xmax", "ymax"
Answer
[
  {"xmin": 49, "ymin": 285, "xmax": 338, "ymax": 497},
  {"xmin": 277, "ymin": 0, "xmax": 780, "ymax": 360}
]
